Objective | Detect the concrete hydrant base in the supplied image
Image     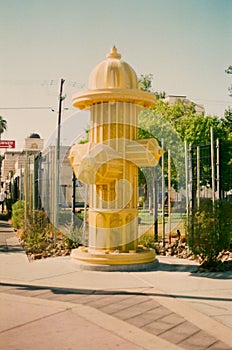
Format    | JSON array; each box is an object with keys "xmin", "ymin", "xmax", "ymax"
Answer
[{"xmin": 71, "ymin": 246, "xmax": 158, "ymax": 271}]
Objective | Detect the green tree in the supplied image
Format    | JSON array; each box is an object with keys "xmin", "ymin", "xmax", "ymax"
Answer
[
  {"xmin": 225, "ymin": 65, "xmax": 232, "ymax": 74},
  {"xmin": 138, "ymin": 83, "xmax": 232, "ymax": 193},
  {"xmin": 0, "ymin": 116, "xmax": 7, "ymax": 140},
  {"xmin": 223, "ymin": 107, "xmax": 232, "ymax": 139},
  {"xmin": 225, "ymin": 65, "xmax": 232, "ymax": 96},
  {"xmin": 139, "ymin": 104, "xmax": 186, "ymax": 191},
  {"xmin": 174, "ymin": 113, "xmax": 224, "ymax": 145},
  {"xmin": 138, "ymin": 74, "xmax": 153, "ymax": 92},
  {"xmin": 138, "ymin": 74, "xmax": 165, "ymax": 99},
  {"xmin": 139, "ymin": 97, "xmax": 205, "ymax": 191}
]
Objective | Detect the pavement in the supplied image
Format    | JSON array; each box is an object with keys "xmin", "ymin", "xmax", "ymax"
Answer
[{"xmin": 0, "ymin": 219, "xmax": 231, "ymax": 350}]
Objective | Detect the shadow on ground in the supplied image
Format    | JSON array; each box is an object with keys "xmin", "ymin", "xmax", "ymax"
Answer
[
  {"xmin": 156, "ymin": 261, "xmax": 231, "ymax": 279},
  {"xmin": 0, "ymin": 214, "xmax": 10, "ymax": 221},
  {"xmin": 0, "ymin": 245, "xmax": 23, "ymax": 252},
  {"xmin": 1, "ymin": 281, "xmax": 232, "ymax": 303},
  {"xmin": 190, "ymin": 270, "xmax": 232, "ymax": 280},
  {"xmin": 157, "ymin": 261, "xmax": 198, "ymax": 273}
]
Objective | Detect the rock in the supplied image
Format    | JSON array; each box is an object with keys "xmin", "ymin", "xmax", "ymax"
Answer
[
  {"xmin": 34, "ymin": 253, "xmax": 42, "ymax": 259},
  {"xmin": 188, "ymin": 255, "xmax": 195, "ymax": 260},
  {"xmin": 46, "ymin": 243, "xmax": 53, "ymax": 251}
]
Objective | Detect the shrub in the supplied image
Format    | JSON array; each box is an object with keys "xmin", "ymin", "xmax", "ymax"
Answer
[
  {"xmin": 12, "ymin": 200, "xmax": 25, "ymax": 229},
  {"xmin": 25, "ymin": 210, "xmax": 49, "ymax": 234},
  {"xmin": 23, "ymin": 210, "xmax": 50, "ymax": 254},
  {"xmin": 138, "ymin": 233, "xmax": 156, "ymax": 249},
  {"xmin": 23, "ymin": 231, "xmax": 48, "ymax": 254},
  {"xmin": 62, "ymin": 223, "xmax": 83, "ymax": 248},
  {"xmin": 187, "ymin": 199, "xmax": 232, "ymax": 263}
]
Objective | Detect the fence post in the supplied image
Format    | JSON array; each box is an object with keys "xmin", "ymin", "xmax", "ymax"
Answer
[
  {"xmin": 210, "ymin": 126, "xmax": 215, "ymax": 205},
  {"xmin": 184, "ymin": 141, "xmax": 189, "ymax": 224},
  {"xmin": 32, "ymin": 155, "xmax": 35, "ymax": 222},
  {"xmin": 153, "ymin": 166, "xmax": 158, "ymax": 242},
  {"xmin": 24, "ymin": 151, "xmax": 29, "ymax": 224},
  {"xmin": 197, "ymin": 146, "xmax": 200, "ymax": 208},
  {"xmin": 72, "ymin": 171, "xmax": 76, "ymax": 230},
  {"xmin": 161, "ymin": 138, "xmax": 165, "ymax": 247},
  {"xmin": 83, "ymin": 184, "xmax": 88, "ymax": 245},
  {"xmin": 189, "ymin": 144, "xmax": 195, "ymax": 242},
  {"xmin": 216, "ymin": 138, "xmax": 221, "ymax": 200},
  {"xmin": 168, "ymin": 149, "xmax": 171, "ymax": 235}
]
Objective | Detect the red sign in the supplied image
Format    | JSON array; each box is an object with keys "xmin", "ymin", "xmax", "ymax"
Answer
[{"xmin": 0, "ymin": 140, "xmax": 15, "ymax": 148}]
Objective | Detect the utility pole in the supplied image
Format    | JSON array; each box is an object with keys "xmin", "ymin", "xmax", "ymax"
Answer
[
  {"xmin": 54, "ymin": 78, "xmax": 65, "ymax": 241},
  {"xmin": 57, "ymin": 79, "xmax": 65, "ymax": 166}
]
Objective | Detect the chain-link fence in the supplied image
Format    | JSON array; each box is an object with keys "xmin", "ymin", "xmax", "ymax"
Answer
[{"xmin": 9, "ymin": 138, "xmax": 232, "ymax": 244}]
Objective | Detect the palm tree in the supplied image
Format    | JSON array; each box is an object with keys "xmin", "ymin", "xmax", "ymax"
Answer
[{"xmin": 0, "ymin": 116, "xmax": 7, "ymax": 140}]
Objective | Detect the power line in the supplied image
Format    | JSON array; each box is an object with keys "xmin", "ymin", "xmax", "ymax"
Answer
[
  {"xmin": 0, "ymin": 80, "xmax": 85, "ymax": 88},
  {"xmin": 191, "ymin": 98, "xmax": 231, "ymax": 105},
  {"xmin": 0, "ymin": 106, "xmax": 75, "ymax": 111},
  {"xmin": 0, "ymin": 107, "xmax": 53, "ymax": 110}
]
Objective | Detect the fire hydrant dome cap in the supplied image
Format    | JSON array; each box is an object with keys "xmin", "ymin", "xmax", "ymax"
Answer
[
  {"xmin": 88, "ymin": 46, "xmax": 138, "ymax": 90},
  {"xmin": 72, "ymin": 47, "xmax": 156, "ymax": 109}
]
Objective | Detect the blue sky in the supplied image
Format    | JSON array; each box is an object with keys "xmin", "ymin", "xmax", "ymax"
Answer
[{"xmin": 0, "ymin": 0, "xmax": 231, "ymax": 150}]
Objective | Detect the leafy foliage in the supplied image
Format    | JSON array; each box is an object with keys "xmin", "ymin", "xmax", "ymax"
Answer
[
  {"xmin": 139, "ymin": 105, "xmax": 185, "ymax": 191},
  {"xmin": 78, "ymin": 128, "xmax": 90, "ymax": 144},
  {"xmin": 223, "ymin": 107, "xmax": 232, "ymax": 139},
  {"xmin": 138, "ymin": 85, "xmax": 232, "ymax": 192},
  {"xmin": 225, "ymin": 65, "xmax": 232, "ymax": 74},
  {"xmin": 138, "ymin": 74, "xmax": 165, "ymax": 98},
  {"xmin": 188, "ymin": 199, "xmax": 232, "ymax": 262},
  {"xmin": 12, "ymin": 200, "xmax": 25, "ymax": 229},
  {"xmin": 138, "ymin": 74, "xmax": 153, "ymax": 92},
  {"xmin": 22, "ymin": 210, "xmax": 50, "ymax": 253},
  {"xmin": 138, "ymin": 232, "xmax": 156, "ymax": 249},
  {"xmin": 12, "ymin": 201, "xmax": 81, "ymax": 255},
  {"xmin": 0, "ymin": 116, "xmax": 7, "ymax": 138},
  {"xmin": 225, "ymin": 65, "xmax": 232, "ymax": 96},
  {"xmin": 63, "ymin": 224, "xmax": 83, "ymax": 247}
]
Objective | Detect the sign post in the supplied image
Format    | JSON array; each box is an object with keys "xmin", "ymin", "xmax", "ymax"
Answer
[{"xmin": 0, "ymin": 140, "xmax": 15, "ymax": 149}]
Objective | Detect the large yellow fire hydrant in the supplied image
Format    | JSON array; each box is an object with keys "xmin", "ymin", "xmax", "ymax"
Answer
[{"xmin": 69, "ymin": 47, "xmax": 162, "ymax": 270}]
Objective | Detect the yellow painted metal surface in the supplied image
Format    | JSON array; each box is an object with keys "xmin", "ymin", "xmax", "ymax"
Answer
[
  {"xmin": 71, "ymin": 246, "xmax": 156, "ymax": 265},
  {"xmin": 69, "ymin": 47, "xmax": 162, "ymax": 266}
]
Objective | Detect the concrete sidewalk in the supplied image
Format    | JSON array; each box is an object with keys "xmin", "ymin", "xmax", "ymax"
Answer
[{"xmin": 0, "ymin": 220, "xmax": 231, "ymax": 350}]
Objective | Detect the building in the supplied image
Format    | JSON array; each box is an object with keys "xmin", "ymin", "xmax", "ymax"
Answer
[
  {"xmin": 1, "ymin": 133, "xmax": 44, "ymax": 183},
  {"xmin": 23, "ymin": 133, "xmax": 44, "ymax": 151},
  {"xmin": 164, "ymin": 95, "xmax": 205, "ymax": 114},
  {"xmin": 1, "ymin": 151, "xmax": 22, "ymax": 183}
]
